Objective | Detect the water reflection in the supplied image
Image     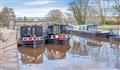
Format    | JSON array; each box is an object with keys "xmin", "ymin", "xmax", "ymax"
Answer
[
  {"xmin": 18, "ymin": 35, "xmax": 120, "ymax": 70},
  {"xmin": 18, "ymin": 43, "xmax": 70, "ymax": 64},
  {"xmin": 69, "ymin": 36, "xmax": 102, "ymax": 56},
  {"xmin": 70, "ymin": 35, "xmax": 120, "ymax": 69},
  {"xmin": 45, "ymin": 44, "xmax": 70, "ymax": 60},
  {"xmin": 18, "ymin": 47, "xmax": 45, "ymax": 64}
]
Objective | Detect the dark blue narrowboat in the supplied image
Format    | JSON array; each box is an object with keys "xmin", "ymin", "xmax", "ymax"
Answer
[
  {"xmin": 45, "ymin": 24, "xmax": 69, "ymax": 44},
  {"xmin": 17, "ymin": 25, "xmax": 45, "ymax": 48}
]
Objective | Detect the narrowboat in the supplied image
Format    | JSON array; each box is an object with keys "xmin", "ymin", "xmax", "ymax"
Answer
[
  {"xmin": 79, "ymin": 24, "xmax": 110, "ymax": 38},
  {"xmin": 45, "ymin": 24, "xmax": 69, "ymax": 44},
  {"xmin": 17, "ymin": 25, "xmax": 45, "ymax": 48}
]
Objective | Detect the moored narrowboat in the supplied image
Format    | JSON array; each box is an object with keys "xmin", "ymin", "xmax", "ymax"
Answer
[
  {"xmin": 17, "ymin": 25, "xmax": 45, "ymax": 48},
  {"xmin": 45, "ymin": 24, "xmax": 69, "ymax": 44}
]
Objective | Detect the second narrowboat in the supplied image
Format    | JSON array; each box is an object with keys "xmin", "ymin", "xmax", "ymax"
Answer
[{"xmin": 45, "ymin": 24, "xmax": 69, "ymax": 44}]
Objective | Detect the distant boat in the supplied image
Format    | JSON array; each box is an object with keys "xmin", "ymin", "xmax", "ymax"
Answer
[{"xmin": 79, "ymin": 24, "xmax": 110, "ymax": 37}]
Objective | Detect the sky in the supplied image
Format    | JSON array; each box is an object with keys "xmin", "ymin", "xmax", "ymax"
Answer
[{"xmin": 0, "ymin": 0, "xmax": 72, "ymax": 17}]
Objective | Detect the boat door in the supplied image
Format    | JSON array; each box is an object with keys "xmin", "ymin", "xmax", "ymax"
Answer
[{"xmin": 53, "ymin": 25, "xmax": 60, "ymax": 34}]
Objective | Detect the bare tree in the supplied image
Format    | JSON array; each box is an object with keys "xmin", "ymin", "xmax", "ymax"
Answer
[
  {"xmin": 46, "ymin": 9, "xmax": 63, "ymax": 24},
  {"xmin": 114, "ymin": 0, "xmax": 120, "ymax": 23},
  {"xmin": 92, "ymin": 0, "xmax": 111, "ymax": 24},
  {"xmin": 69, "ymin": 0, "xmax": 89, "ymax": 25},
  {"xmin": 64, "ymin": 12, "xmax": 77, "ymax": 24}
]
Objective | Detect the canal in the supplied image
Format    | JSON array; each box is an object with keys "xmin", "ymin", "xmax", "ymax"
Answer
[{"xmin": 18, "ymin": 34, "xmax": 120, "ymax": 70}]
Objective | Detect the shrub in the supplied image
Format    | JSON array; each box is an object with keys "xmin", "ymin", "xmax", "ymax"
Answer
[{"xmin": 101, "ymin": 20, "xmax": 115, "ymax": 25}]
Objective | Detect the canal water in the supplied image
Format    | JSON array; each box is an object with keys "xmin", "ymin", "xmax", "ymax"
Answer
[{"xmin": 18, "ymin": 35, "xmax": 120, "ymax": 70}]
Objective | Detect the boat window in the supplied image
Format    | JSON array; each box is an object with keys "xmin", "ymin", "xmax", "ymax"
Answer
[
  {"xmin": 28, "ymin": 27, "xmax": 31, "ymax": 35},
  {"xmin": 47, "ymin": 26, "xmax": 53, "ymax": 34},
  {"xmin": 21, "ymin": 26, "xmax": 32, "ymax": 37},
  {"xmin": 47, "ymin": 25, "xmax": 68, "ymax": 34},
  {"xmin": 34, "ymin": 26, "xmax": 43, "ymax": 36},
  {"xmin": 60, "ymin": 26, "xmax": 67, "ymax": 34}
]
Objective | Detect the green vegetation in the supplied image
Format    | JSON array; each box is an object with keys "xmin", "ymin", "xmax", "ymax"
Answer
[
  {"xmin": 46, "ymin": 9, "xmax": 63, "ymax": 23},
  {"xmin": 0, "ymin": 24, "xmax": 8, "ymax": 28},
  {"xmin": 0, "ymin": 7, "xmax": 15, "ymax": 29},
  {"xmin": 101, "ymin": 20, "xmax": 115, "ymax": 25}
]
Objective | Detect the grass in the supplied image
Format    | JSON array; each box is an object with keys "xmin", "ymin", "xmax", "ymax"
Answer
[{"xmin": 0, "ymin": 25, "xmax": 8, "ymax": 28}]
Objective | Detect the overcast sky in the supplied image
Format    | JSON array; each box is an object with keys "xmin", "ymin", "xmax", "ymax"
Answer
[{"xmin": 0, "ymin": 0, "xmax": 72, "ymax": 17}]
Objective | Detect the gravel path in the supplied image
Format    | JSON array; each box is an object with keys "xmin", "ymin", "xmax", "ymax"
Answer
[{"xmin": 0, "ymin": 30, "xmax": 19, "ymax": 70}]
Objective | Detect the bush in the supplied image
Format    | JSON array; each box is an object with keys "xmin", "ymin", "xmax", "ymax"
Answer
[{"xmin": 101, "ymin": 20, "xmax": 115, "ymax": 25}]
